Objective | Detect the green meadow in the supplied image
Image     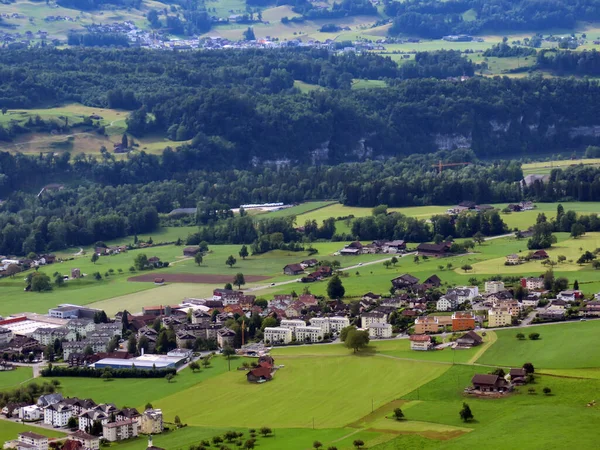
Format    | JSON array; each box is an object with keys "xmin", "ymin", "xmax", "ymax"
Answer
[
  {"xmin": 0, "ymin": 421, "xmax": 65, "ymax": 445},
  {"xmin": 0, "ymin": 367, "xmax": 33, "ymax": 390}
]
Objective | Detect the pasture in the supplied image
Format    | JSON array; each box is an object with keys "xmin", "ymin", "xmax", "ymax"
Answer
[
  {"xmin": 157, "ymin": 355, "xmax": 449, "ymax": 428},
  {"xmin": 0, "ymin": 367, "xmax": 33, "ymax": 390},
  {"xmin": 521, "ymin": 158, "xmax": 600, "ymax": 175},
  {"xmin": 476, "ymin": 320, "xmax": 600, "ymax": 369}
]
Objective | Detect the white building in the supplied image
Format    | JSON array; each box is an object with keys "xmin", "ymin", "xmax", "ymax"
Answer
[
  {"xmin": 32, "ymin": 327, "xmax": 76, "ymax": 346},
  {"xmin": 43, "ymin": 403, "xmax": 73, "ymax": 427},
  {"xmin": 409, "ymin": 335, "xmax": 432, "ymax": 351},
  {"xmin": 557, "ymin": 290, "xmax": 579, "ymax": 302},
  {"xmin": 368, "ymin": 323, "xmax": 392, "ymax": 339},
  {"xmin": 79, "ymin": 409, "xmax": 109, "ymax": 432},
  {"xmin": 102, "ymin": 419, "xmax": 139, "ymax": 442},
  {"xmin": 66, "ymin": 319, "xmax": 96, "ymax": 336},
  {"xmin": 279, "ymin": 319, "xmax": 307, "ymax": 336},
  {"xmin": 0, "ymin": 326, "xmax": 13, "ymax": 345},
  {"xmin": 264, "ymin": 327, "xmax": 293, "ymax": 345},
  {"xmin": 139, "ymin": 408, "xmax": 163, "ymax": 435},
  {"xmin": 18, "ymin": 432, "xmax": 48, "ymax": 450},
  {"xmin": 361, "ymin": 312, "xmax": 387, "ymax": 328},
  {"xmin": 309, "ymin": 316, "xmax": 350, "ymax": 334},
  {"xmin": 19, "ymin": 405, "xmax": 43, "ymax": 421},
  {"xmin": 523, "ymin": 277, "xmax": 544, "ymax": 290},
  {"xmin": 294, "ymin": 326, "xmax": 324, "ymax": 342},
  {"xmin": 484, "ymin": 281, "xmax": 505, "ymax": 294},
  {"xmin": 447, "ymin": 287, "xmax": 478, "ymax": 303},
  {"xmin": 436, "ymin": 294, "xmax": 458, "ymax": 311}
]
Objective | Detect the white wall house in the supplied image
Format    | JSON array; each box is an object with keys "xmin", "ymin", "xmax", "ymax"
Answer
[
  {"xmin": 436, "ymin": 294, "xmax": 458, "ymax": 311},
  {"xmin": 294, "ymin": 326, "xmax": 324, "ymax": 342},
  {"xmin": 19, "ymin": 405, "xmax": 43, "ymax": 421},
  {"xmin": 18, "ymin": 432, "xmax": 48, "ymax": 450},
  {"xmin": 279, "ymin": 319, "xmax": 307, "ymax": 336},
  {"xmin": 361, "ymin": 312, "xmax": 387, "ymax": 328},
  {"xmin": 309, "ymin": 316, "xmax": 350, "ymax": 334},
  {"xmin": 79, "ymin": 409, "xmax": 109, "ymax": 432},
  {"xmin": 102, "ymin": 420, "xmax": 138, "ymax": 442},
  {"xmin": 368, "ymin": 323, "xmax": 392, "ymax": 339},
  {"xmin": 44, "ymin": 403, "xmax": 73, "ymax": 427},
  {"xmin": 264, "ymin": 327, "xmax": 293, "ymax": 345},
  {"xmin": 484, "ymin": 281, "xmax": 505, "ymax": 294}
]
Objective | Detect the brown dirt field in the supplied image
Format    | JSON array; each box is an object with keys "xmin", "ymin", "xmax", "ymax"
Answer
[{"xmin": 128, "ymin": 273, "xmax": 271, "ymax": 284}]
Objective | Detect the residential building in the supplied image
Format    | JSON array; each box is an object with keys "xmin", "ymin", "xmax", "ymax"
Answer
[
  {"xmin": 521, "ymin": 294, "xmax": 539, "ymax": 308},
  {"xmin": 295, "ymin": 326, "xmax": 324, "ymax": 342},
  {"xmin": 484, "ymin": 281, "xmax": 505, "ymax": 294},
  {"xmin": 414, "ymin": 317, "xmax": 442, "ymax": 334},
  {"xmin": 217, "ymin": 328, "xmax": 235, "ymax": 348},
  {"xmin": 436, "ymin": 294, "xmax": 459, "ymax": 311},
  {"xmin": 61, "ymin": 398, "xmax": 96, "ymax": 416},
  {"xmin": 20, "ymin": 405, "xmax": 43, "ymax": 421},
  {"xmin": 139, "ymin": 409, "xmax": 163, "ymax": 435},
  {"xmin": 66, "ymin": 319, "xmax": 96, "ymax": 337},
  {"xmin": 68, "ymin": 431, "xmax": 100, "ymax": 450},
  {"xmin": 32, "ymin": 327, "xmax": 75, "ymax": 346},
  {"xmin": 116, "ymin": 408, "xmax": 140, "ymax": 424},
  {"xmin": 43, "ymin": 402, "xmax": 73, "ymax": 427},
  {"xmin": 391, "ymin": 274, "xmax": 419, "ymax": 289},
  {"xmin": 0, "ymin": 326, "xmax": 13, "ymax": 345},
  {"xmin": 283, "ymin": 264, "xmax": 304, "ymax": 276},
  {"xmin": 37, "ymin": 394, "xmax": 64, "ymax": 408},
  {"xmin": 78, "ymin": 409, "xmax": 109, "ymax": 432},
  {"xmin": 18, "ymin": 432, "xmax": 48, "ymax": 450},
  {"xmin": 521, "ymin": 277, "xmax": 544, "ymax": 290},
  {"xmin": 557, "ymin": 290, "xmax": 581, "ymax": 302},
  {"xmin": 505, "ymin": 254, "xmax": 519, "ymax": 265},
  {"xmin": 471, "ymin": 374, "xmax": 508, "ymax": 392},
  {"xmin": 309, "ymin": 316, "xmax": 350, "ymax": 334},
  {"xmin": 102, "ymin": 420, "xmax": 138, "ymax": 442},
  {"xmin": 263, "ymin": 327, "xmax": 293, "ymax": 345},
  {"xmin": 361, "ymin": 312, "xmax": 387, "ymax": 328},
  {"xmin": 488, "ymin": 308, "xmax": 512, "ymax": 327},
  {"xmin": 409, "ymin": 335, "xmax": 433, "ymax": 351},
  {"xmin": 538, "ymin": 309, "xmax": 566, "ymax": 321},
  {"xmin": 280, "ymin": 319, "xmax": 307, "ymax": 336},
  {"xmin": 368, "ymin": 323, "xmax": 392, "ymax": 338},
  {"xmin": 456, "ymin": 330, "xmax": 483, "ymax": 347},
  {"xmin": 451, "ymin": 312, "xmax": 475, "ymax": 331},
  {"xmin": 63, "ymin": 340, "xmax": 107, "ymax": 359},
  {"xmin": 446, "ymin": 287, "xmax": 478, "ymax": 304}
]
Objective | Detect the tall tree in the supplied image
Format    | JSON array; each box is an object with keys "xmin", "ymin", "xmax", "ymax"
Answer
[{"xmin": 327, "ymin": 275, "xmax": 345, "ymax": 299}]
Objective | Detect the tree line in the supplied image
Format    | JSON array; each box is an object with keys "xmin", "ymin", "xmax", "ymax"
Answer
[{"xmin": 385, "ymin": 0, "xmax": 600, "ymax": 38}]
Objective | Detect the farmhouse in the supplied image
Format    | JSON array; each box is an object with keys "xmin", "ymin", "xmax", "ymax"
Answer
[
  {"xmin": 509, "ymin": 368, "xmax": 527, "ymax": 384},
  {"xmin": 183, "ymin": 247, "xmax": 201, "ymax": 257},
  {"xmin": 530, "ymin": 250, "xmax": 549, "ymax": 260},
  {"xmin": 471, "ymin": 374, "xmax": 508, "ymax": 392},
  {"xmin": 409, "ymin": 334, "xmax": 433, "ymax": 351},
  {"xmin": 283, "ymin": 264, "xmax": 304, "ymax": 276},
  {"xmin": 422, "ymin": 274, "xmax": 442, "ymax": 288},
  {"xmin": 416, "ymin": 242, "xmax": 451, "ymax": 257},
  {"xmin": 456, "ymin": 330, "xmax": 483, "ymax": 348},
  {"xmin": 505, "ymin": 254, "xmax": 520, "ymax": 265},
  {"xmin": 246, "ymin": 364, "xmax": 273, "ymax": 383},
  {"xmin": 391, "ymin": 274, "xmax": 419, "ymax": 289}
]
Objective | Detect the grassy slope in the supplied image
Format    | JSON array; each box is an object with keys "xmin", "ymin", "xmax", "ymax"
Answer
[
  {"xmin": 476, "ymin": 320, "xmax": 600, "ymax": 369},
  {"xmin": 0, "ymin": 367, "xmax": 33, "ymax": 390},
  {"xmin": 157, "ymin": 354, "xmax": 449, "ymax": 428}
]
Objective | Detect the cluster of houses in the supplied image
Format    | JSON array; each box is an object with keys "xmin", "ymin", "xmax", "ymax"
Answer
[
  {"xmin": 409, "ymin": 330, "xmax": 484, "ymax": 351},
  {"xmin": 338, "ymin": 240, "xmax": 406, "ymax": 256},
  {"xmin": 3, "ymin": 392, "xmax": 164, "ymax": 449},
  {"xmin": 469, "ymin": 367, "xmax": 530, "ymax": 395},
  {"xmin": 0, "ymin": 253, "xmax": 56, "ymax": 276},
  {"xmin": 245, "ymin": 355, "xmax": 277, "ymax": 383},
  {"xmin": 264, "ymin": 316, "xmax": 351, "ymax": 344},
  {"xmin": 505, "ymin": 249, "xmax": 548, "ymax": 265}
]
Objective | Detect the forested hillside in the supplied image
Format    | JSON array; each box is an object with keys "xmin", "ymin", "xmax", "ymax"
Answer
[
  {"xmin": 3, "ymin": 48, "xmax": 600, "ymax": 168},
  {"xmin": 385, "ymin": 0, "xmax": 600, "ymax": 38}
]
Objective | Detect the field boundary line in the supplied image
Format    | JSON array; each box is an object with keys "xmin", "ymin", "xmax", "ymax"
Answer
[
  {"xmin": 331, "ymin": 428, "xmax": 363, "ymax": 443},
  {"xmin": 468, "ymin": 330, "xmax": 497, "ymax": 364}
]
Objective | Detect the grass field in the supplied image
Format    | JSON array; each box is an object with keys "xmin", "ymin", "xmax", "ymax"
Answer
[
  {"xmin": 157, "ymin": 354, "xmax": 449, "ymax": 428},
  {"xmin": 521, "ymin": 158, "xmax": 600, "ymax": 175},
  {"xmin": 0, "ymin": 367, "xmax": 33, "ymax": 390},
  {"xmin": 0, "ymin": 421, "xmax": 65, "ymax": 445},
  {"xmin": 475, "ymin": 320, "xmax": 600, "ymax": 369}
]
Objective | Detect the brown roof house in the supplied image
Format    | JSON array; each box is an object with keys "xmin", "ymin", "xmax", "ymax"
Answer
[
  {"xmin": 456, "ymin": 330, "xmax": 483, "ymax": 348},
  {"xmin": 246, "ymin": 359, "xmax": 274, "ymax": 383},
  {"xmin": 417, "ymin": 242, "xmax": 452, "ymax": 257},
  {"xmin": 283, "ymin": 264, "xmax": 304, "ymax": 276},
  {"xmin": 471, "ymin": 374, "xmax": 509, "ymax": 392},
  {"xmin": 392, "ymin": 274, "xmax": 420, "ymax": 290},
  {"xmin": 183, "ymin": 247, "xmax": 201, "ymax": 257},
  {"xmin": 509, "ymin": 368, "xmax": 527, "ymax": 385}
]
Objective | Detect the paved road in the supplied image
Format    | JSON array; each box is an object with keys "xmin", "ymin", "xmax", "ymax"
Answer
[{"xmin": 248, "ymin": 232, "xmax": 514, "ymax": 294}]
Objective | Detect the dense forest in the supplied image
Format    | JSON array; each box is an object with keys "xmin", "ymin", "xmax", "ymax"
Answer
[
  {"xmin": 385, "ymin": 0, "xmax": 600, "ymax": 38},
  {"xmin": 536, "ymin": 49, "xmax": 600, "ymax": 76},
  {"xmin": 3, "ymin": 147, "xmax": 600, "ymax": 255},
  {"xmin": 3, "ymin": 48, "xmax": 600, "ymax": 168}
]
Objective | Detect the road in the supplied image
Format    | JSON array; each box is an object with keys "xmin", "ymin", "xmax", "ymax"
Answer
[{"xmin": 248, "ymin": 232, "xmax": 514, "ymax": 294}]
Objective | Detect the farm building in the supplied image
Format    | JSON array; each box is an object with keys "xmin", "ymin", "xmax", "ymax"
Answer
[{"xmin": 183, "ymin": 247, "xmax": 201, "ymax": 257}]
